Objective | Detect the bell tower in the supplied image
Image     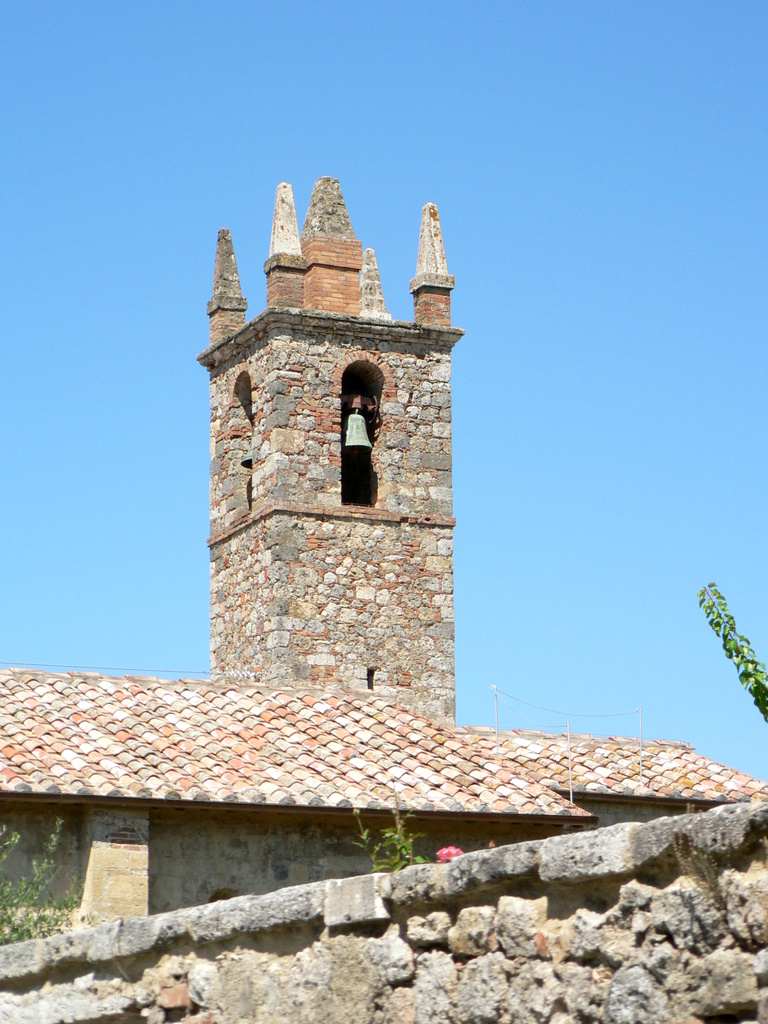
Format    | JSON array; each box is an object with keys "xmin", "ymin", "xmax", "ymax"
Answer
[{"xmin": 198, "ymin": 177, "xmax": 462, "ymax": 722}]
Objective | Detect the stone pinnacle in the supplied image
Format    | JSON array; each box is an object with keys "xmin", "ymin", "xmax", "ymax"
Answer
[
  {"xmin": 409, "ymin": 202, "xmax": 454, "ymax": 293},
  {"xmin": 301, "ymin": 176, "xmax": 357, "ymax": 240},
  {"xmin": 359, "ymin": 248, "xmax": 391, "ymax": 320},
  {"xmin": 208, "ymin": 228, "xmax": 247, "ymax": 313},
  {"xmin": 268, "ymin": 182, "xmax": 303, "ymax": 258}
]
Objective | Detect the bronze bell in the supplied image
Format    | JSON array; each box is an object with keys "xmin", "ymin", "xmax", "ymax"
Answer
[
  {"xmin": 344, "ymin": 410, "xmax": 372, "ymax": 449},
  {"xmin": 241, "ymin": 436, "xmax": 254, "ymax": 469}
]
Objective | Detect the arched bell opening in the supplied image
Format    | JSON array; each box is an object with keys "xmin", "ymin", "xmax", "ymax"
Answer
[
  {"xmin": 340, "ymin": 361, "xmax": 383, "ymax": 506},
  {"xmin": 233, "ymin": 371, "xmax": 254, "ymax": 511}
]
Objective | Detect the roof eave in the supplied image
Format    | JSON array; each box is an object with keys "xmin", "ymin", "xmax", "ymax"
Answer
[{"xmin": 0, "ymin": 789, "xmax": 596, "ymax": 825}]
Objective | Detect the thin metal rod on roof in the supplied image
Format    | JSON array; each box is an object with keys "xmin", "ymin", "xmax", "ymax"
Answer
[
  {"xmin": 638, "ymin": 707, "xmax": 643, "ymax": 786},
  {"xmin": 491, "ymin": 685, "xmax": 499, "ymax": 756},
  {"xmin": 566, "ymin": 720, "xmax": 573, "ymax": 803}
]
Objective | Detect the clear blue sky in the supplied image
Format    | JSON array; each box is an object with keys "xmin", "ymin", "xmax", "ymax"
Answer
[{"xmin": 2, "ymin": 3, "xmax": 767, "ymax": 780}]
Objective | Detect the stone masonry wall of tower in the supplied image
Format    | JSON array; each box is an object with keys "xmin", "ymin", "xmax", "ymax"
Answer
[{"xmin": 198, "ymin": 178, "xmax": 462, "ymax": 723}]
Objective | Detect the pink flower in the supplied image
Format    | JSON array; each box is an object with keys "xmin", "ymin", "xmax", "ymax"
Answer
[{"xmin": 436, "ymin": 845, "xmax": 463, "ymax": 862}]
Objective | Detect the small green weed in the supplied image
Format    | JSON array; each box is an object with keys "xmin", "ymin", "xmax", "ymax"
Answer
[{"xmin": 353, "ymin": 805, "xmax": 429, "ymax": 873}]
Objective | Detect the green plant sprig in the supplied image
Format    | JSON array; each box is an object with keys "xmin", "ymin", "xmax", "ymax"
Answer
[
  {"xmin": 353, "ymin": 805, "xmax": 428, "ymax": 873},
  {"xmin": 698, "ymin": 582, "xmax": 768, "ymax": 725}
]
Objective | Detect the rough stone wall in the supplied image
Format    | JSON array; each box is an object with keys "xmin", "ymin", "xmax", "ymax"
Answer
[
  {"xmin": 0, "ymin": 803, "xmax": 87, "ymax": 900},
  {"xmin": 209, "ymin": 514, "xmax": 454, "ymax": 716},
  {"xmin": 147, "ymin": 808, "xmax": 563, "ymax": 915},
  {"xmin": 3, "ymin": 801, "xmax": 767, "ymax": 1024},
  {"xmin": 203, "ymin": 310, "xmax": 461, "ymax": 718}
]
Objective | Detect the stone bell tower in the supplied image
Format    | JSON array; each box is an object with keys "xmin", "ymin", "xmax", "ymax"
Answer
[{"xmin": 198, "ymin": 177, "xmax": 462, "ymax": 722}]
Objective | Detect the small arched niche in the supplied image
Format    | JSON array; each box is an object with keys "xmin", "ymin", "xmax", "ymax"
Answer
[
  {"xmin": 340, "ymin": 360, "xmax": 383, "ymax": 506},
  {"xmin": 233, "ymin": 370, "xmax": 253, "ymax": 510}
]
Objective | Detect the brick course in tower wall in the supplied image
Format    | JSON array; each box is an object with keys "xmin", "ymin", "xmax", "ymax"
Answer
[
  {"xmin": 207, "ymin": 307, "xmax": 246, "ymax": 346},
  {"xmin": 301, "ymin": 236, "xmax": 362, "ymax": 315},
  {"xmin": 265, "ymin": 266, "xmax": 305, "ymax": 309},
  {"xmin": 200, "ymin": 308, "xmax": 462, "ymax": 722},
  {"xmin": 413, "ymin": 287, "xmax": 452, "ymax": 326}
]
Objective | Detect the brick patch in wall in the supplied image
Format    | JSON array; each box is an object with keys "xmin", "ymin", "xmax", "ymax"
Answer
[{"xmin": 413, "ymin": 287, "xmax": 452, "ymax": 326}]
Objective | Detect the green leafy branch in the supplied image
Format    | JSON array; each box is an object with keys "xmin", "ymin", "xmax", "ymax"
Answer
[
  {"xmin": 353, "ymin": 805, "xmax": 428, "ymax": 873},
  {"xmin": 698, "ymin": 582, "xmax": 768, "ymax": 725},
  {"xmin": 0, "ymin": 818, "xmax": 81, "ymax": 946}
]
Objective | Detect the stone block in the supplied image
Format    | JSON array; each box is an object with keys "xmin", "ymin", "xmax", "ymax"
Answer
[
  {"xmin": 618, "ymin": 879, "xmax": 656, "ymax": 911},
  {"xmin": 495, "ymin": 896, "xmax": 547, "ymax": 958},
  {"xmin": 366, "ymin": 928, "xmax": 415, "ymax": 984},
  {"xmin": 186, "ymin": 882, "xmax": 325, "ymax": 943},
  {"xmin": 455, "ymin": 952, "xmax": 508, "ymax": 1024},
  {"xmin": 504, "ymin": 960, "xmax": 564, "ymax": 1024},
  {"xmin": 448, "ymin": 906, "xmax": 497, "ymax": 957},
  {"xmin": 384, "ymin": 986, "xmax": 415, "ymax": 1024},
  {"xmin": 565, "ymin": 908, "xmax": 606, "ymax": 961},
  {"xmin": 724, "ymin": 868, "xmax": 768, "ymax": 946},
  {"xmin": 632, "ymin": 803, "xmax": 757, "ymax": 870},
  {"xmin": 603, "ymin": 965, "xmax": 669, "ymax": 1024},
  {"xmin": 687, "ymin": 948, "xmax": 759, "ymax": 1017},
  {"xmin": 650, "ymin": 882, "xmax": 726, "ymax": 952},
  {"xmin": 441, "ymin": 841, "xmax": 541, "ymax": 896},
  {"xmin": 414, "ymin": 950, "xmax": 458, "ymax": 1024},
  {"xmin": 755, "ymin": 947, "xmax": 768, "ymax": 985},
  {"xmin": 0, "ymin": 938, "xmax": 42, "ymax": 982},
  {"xmin": 539, "ymin": 822, "xmax": 637, "ymax": 881},
  {"xmin": 324, "ymin": 873, "xmax": 390, "ymax": 928},
  {"xmin": 407, "ymin": 911, "xmax": 451, "ymax": 948}
]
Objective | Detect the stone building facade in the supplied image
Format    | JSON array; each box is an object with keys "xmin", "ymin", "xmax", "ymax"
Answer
[{"xmin": 199, "ymin": 178, "xmax": 462, "ymax": 722}]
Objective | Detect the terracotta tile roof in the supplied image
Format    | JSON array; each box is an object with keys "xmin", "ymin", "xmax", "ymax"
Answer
[
  {"xmin": 0, "ymin": 670, "xmax": 587, "ymax": 818},
  {"xmin": 458, "ymin": 726, "xmax": 768, "ymax": 803}
]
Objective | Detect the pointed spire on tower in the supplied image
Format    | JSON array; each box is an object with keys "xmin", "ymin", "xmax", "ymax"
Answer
[
  {"xmin": 268, "ymin": 182, "xmax": 303, "ymax": 258},
  {"xmin": 301, "ymin": 176, "xmax": 357, "ymax": 241},
  {"xmin": 209, "ymin": 228, "xmax": 246, "ymax": 308},
  {"xmin": 207, "ymin": 228, "xmax": 248, "ymax": 345},
  {"xmin": 359, "ymin": 247, "xmax": 391, "ymax": 320},
  {"xmin": 411, "ymin": 202, "xmax": 454, "ymax": 285},
  {"xmin": 264, "ymin": 182, "xmax": 307, "ymax": 308},
  {"xmin": 409, "ymin": 203, "xmax": 454, "ymax": 326},
  {"xmin": 300, "ymin": 177, "xmax": 362, "ymax": 314}
]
